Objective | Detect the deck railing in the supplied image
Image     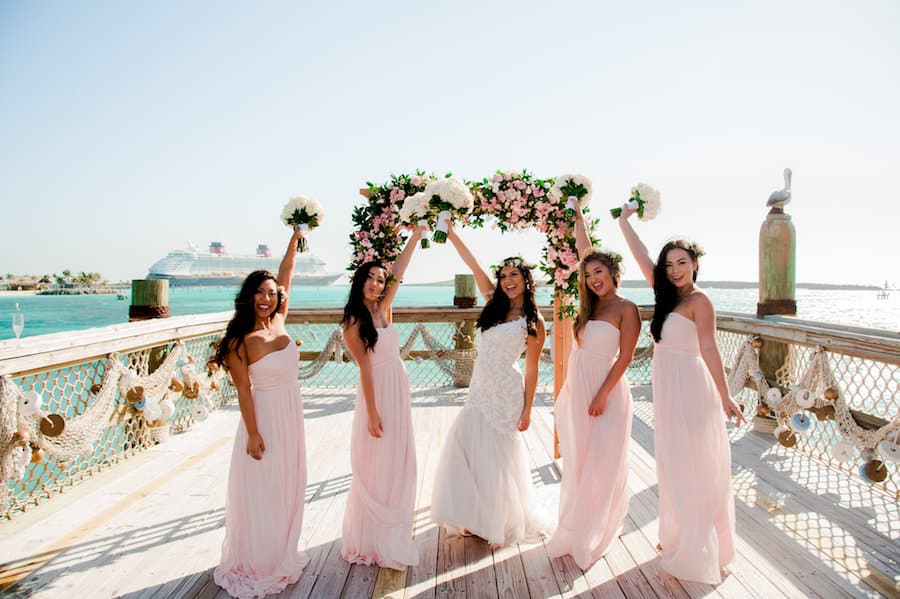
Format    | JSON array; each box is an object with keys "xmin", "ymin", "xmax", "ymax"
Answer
[{"xmin": 0, "ymin": 307, "xmax": 896, "ymax": 521}]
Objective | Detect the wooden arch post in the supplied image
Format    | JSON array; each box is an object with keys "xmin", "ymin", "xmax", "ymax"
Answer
[{"xmin": 552, "ymin": 292, "xmax": 573, "ymax": 459}]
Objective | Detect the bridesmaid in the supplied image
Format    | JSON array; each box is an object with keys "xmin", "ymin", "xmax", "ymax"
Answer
[
  {"xmin": 340, "ymin": 226, "xmax": 424, "ymax": 569},
  {"xmin": 547, "ymin": 202, "xmax": 640, "ymax": 569},
  {"xmin": 618, "ymin": 205, "xmax": 745, "ymax": 585},
  {"xmin": 213, "ymin": 226, "xmax": 309, "ymax": 598}
]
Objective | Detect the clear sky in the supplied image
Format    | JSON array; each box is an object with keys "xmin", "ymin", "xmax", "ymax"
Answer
[{"xmin": 2, "ymin": 1, "xmax": 898, "ymax": 286}]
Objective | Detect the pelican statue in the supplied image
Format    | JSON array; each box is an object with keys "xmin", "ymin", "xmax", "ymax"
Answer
[{"xmin": 767, "ymin": 168, "xmax": 792, "ymax": 211}]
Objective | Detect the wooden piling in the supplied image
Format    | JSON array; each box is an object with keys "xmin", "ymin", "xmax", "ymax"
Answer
[
  {"xmin": 452, "ymin": 275, "xmax": 476, "ymax": 387},
  {"xmin": 129, "ymin": 279, "xmax": 170, "ymax": 372}
]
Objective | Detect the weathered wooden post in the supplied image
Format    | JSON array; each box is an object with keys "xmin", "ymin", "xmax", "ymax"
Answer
[
  {"xmin": 129, "ymin": 279, "xmax": 170, "ymax": 372},
  {"xmin": 553, "ymin": 293, "xmax": 573, "ymax": 459},
  {"xmin": 756, "ymin": 168, "xmax": 796, "ymax": 427},
  {"xmin": 452, "ymin": 274, "xmax": 477, "ymax": 387}
]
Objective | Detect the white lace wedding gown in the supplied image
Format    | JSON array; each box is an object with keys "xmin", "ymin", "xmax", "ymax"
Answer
[{"xmin": 430, "ymin": 317, "xmax": 551, "ymax": 545}]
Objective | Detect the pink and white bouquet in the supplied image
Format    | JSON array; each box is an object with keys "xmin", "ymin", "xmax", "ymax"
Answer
[
  {"xmin": 552, "ymin": 173, "xmax": 592, "ymax": 219},
  {"xmin": 281, "ymin": 195, "xmax": 324, "ymax": 252},
  {"xmin": 399, "ymin": 192, "xmax": 433, "ymax": 248},
  {"xmin": 422, "ymin": 177, "xmax": 473, "ymax": 243},
  {"xmin": 349, "ymin": 172, "xmax": 434, "ymax": 271},
  {"xmin": 610, "ymin": 183, "xmax": 661, "ymax": 221}
]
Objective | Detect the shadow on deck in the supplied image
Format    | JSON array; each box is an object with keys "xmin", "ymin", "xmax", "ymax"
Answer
[{"xmin": 0, "ymin": 386, "xmax": 896, "ymax": 598}]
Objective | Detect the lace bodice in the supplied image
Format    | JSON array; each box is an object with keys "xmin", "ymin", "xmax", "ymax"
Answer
[{"xmin": 466, "ymin": 317, "xmax": 528, "ymax": 435}]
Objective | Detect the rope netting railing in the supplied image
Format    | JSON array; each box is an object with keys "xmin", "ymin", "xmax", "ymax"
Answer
[
  {"xmin": 0, "ymin": 330, "xmax": 234, "ymax": 520},
  {"xmin": 715, "ymin": 314, "xmax": 899, "ymax": 500},
  {"xmin": 0, "ymin": 307, "xmax": 895, "ymax": 522}
]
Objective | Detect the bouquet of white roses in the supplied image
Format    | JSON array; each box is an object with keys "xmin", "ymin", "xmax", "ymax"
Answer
[
  {"xmin": 399, "ymin": 192, "xmax": 433, "ymax": 248},
  {"xmin": 281, "ymin": 195, "xmax": 324, "ymax": 252},
  {"xmin": 610, "ymin": 183, "xmax": 661, "ymax": 221},
  {"xmin": 423, "ymin": 177, "xmax": 473, "ymax": 243},
  {"xmin": 552, "ymin": 173, "xmax": 592, "ymax": 219}
]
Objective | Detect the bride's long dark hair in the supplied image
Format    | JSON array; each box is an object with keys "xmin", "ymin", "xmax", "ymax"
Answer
[
  {"xmin": 476, "ymin": 258, "xmax": 540, "ymax": 337},
  {"xmin": 341, "ymin": 261, "xmax": 389, "ymax": 352},
  {"xmin": 650, "ymin": 240, "xmax": 703, "ymax": 342},
  {"xmin": 214, "ymin": 270, "xmax": 282, "ymax": 367}
]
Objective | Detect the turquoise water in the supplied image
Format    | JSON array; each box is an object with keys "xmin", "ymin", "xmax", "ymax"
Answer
[{"xmin": 0, "ymin": 285, "xmax": 897, "ymax": 340}]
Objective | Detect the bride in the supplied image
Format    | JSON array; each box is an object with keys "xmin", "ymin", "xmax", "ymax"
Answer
[{"xmin": 430, "ymin": 224, "xmax": 551, "ymax": 546}]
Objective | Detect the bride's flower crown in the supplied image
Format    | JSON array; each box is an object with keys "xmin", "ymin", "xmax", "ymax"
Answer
[{"xmin": 491, "ymin": 256, "xmax": 535, "ymax": 274}]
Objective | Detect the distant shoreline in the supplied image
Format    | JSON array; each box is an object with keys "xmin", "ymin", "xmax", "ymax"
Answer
[{"xmin": 406, "ymin": 280, "xmax": 883, "ymax": 291}]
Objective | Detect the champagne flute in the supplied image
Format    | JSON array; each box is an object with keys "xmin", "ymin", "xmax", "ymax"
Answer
[{"xmin": 12, "ymin": 302, "xmax": 24, "ymax": 339}]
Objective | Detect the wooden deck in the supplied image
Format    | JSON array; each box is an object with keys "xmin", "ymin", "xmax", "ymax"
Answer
[{"xmin": 1, "ymin": 386, "xmax": 897, "ymax": 599}]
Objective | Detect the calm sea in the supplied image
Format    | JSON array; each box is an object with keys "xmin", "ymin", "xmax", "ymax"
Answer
[{"xmin": 0, "ymin": 285, "xmax": 897, "ymax": 340}]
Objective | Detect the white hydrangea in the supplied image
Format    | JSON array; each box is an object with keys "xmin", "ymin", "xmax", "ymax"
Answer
[
  {"xmin": 399, "ymin": 192, "xmax": 430, "ymax": 223},
  {"xmin": 281, "ymin": 194, "xmax": 325, "ymax": 226},
  {"xmin": 424, "ymin": 177, "xmax": 474, "ymax": 212},
  {"xmin": 630, "ymin": 183, "xmax": 661, "ymax": 221},
  {"xmin": 552, "ymin": 173, "xmax": 592, "ymax": 207}
]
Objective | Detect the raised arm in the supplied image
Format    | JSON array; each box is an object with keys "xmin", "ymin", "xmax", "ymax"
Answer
[
  {"xmin": 692, "ymin": 295, "xmax": 747, "ymax": 426},
  {"xmin": 518, "ymin": 317, "xmax": 547, "ymax": 432},
  {"xmin": 381, "ymin": 226, "xmax": 423, "ymax": 311},
  {"xmin": 589, "ymin": 302, "xmax": 640, "ymax": 416},
  {"xmin": 447, "ymin": 224, "xmax": 494, "ymax": 300},
  {"xmin": 276, "ymin": 227, "xmax": 305, "ymax": 314},
  {"xmin": 343, "ymin": 319, "xmax": 383, "ymax": 438},
  {"xmin": 226, "ymin": 342, "xmax": 266, "ymax": 460},
  {"xmin": 573, "ymin": 201, "xmax": 594, "ymax": 260},
  {"xmin": 617, "ymin": 207, "xmax": 655, "ymax": 285}
]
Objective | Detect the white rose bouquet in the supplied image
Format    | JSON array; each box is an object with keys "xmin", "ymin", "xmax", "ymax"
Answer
[
  {"xmin": 399, "ymin": 192, "xmax": 433, "ymax": 248},
  {"xmin": 610, "ymin": 183, "xmax": 661, "ymax": 221},
  {"xmin": 552, "ymin": 173, "xmax": 592, "ymax": 219},
  {"xmin": 423, "ymin": 177, "xmax": 473, "ymax": 243},
  {"xmin": 281, "ymin": 194, "xmax": 324, "ymax": 252}
]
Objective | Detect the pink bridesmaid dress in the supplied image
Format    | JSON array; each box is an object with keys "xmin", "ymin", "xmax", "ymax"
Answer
[
  {"xmin": 214, "ymin": 342, "xmax": 309, "ymax": 599},
  {"xmin": 653, "ymin": 312, "xmax": 735, "ymax": 584},
  {"xmin": 547, "ymin": 320, "xmax": 632, "ymax": 569},
  {"xmin": 341, "ymin": 324, "xmax": 418, "ymax": 569}
]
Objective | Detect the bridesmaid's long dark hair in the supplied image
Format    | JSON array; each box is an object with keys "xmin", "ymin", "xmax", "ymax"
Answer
[
  {"xmin": 341, "ymin": 261, "xmax": 389, "ymax": 352},
  {"xmin": 214, "ymin": 270, "xmax": 282, "ymax": 367},
  {"xmin": 650, "ymin": 240, "xmax": 703, "ymax": 342},
  {"xmin": 477, "ymin": 258, "xmax": 540, "ymax": 337}
]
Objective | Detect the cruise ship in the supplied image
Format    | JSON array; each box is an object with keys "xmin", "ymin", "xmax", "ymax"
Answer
[{"xmin": 147, "ymin": 241, "xmax": 345, "ymax": 287}]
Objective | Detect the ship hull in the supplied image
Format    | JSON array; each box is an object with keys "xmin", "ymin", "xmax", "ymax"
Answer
[{"xmin": 147, "ymin": 273, "xmax": 345, "ymax": 287}]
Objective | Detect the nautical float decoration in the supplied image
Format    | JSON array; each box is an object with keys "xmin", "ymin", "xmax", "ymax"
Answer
[
  {"xmin": 774, "ymin": 424, "xmax": 797, "ymax": 448},
  {"xmin": 860, "ymin": 459, "xmax": 888, "ymax": 484},
  {"xmin": 789, "ymin": 413, "xmax": 812, "ymax": 434},
  {"xmin": 142, "ymin": 398, "xmax": 162, "ymax": 423},
  {"xmin": 192, "ymin": 394, "xmax": 214, "ymax": 422},
  {"xmin": 830, "ymin": 440, "xmax": 856, "ymax": 463},
  {"xmin": 158, "ymin": 398, "xmax": 176, "ymax": 422}
]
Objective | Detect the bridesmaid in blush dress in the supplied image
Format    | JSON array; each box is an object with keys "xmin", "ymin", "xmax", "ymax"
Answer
[
  {"xmin": 546, "ymin": 201, "xmax": 640, "ymax": 570},
  {"xmin": 340, "ymin": 226, "xmax": 425, "ymax": 569},
  {"xmin": 618, "ymin": 205, "xmax": 746, "ymax": 585},
  {"xmin": 213, "ymin": 226, "xmax": 309, "ymax": 599}
]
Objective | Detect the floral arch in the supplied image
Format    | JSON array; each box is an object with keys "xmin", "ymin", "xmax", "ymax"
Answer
[{"xmin": 348, "ymin": 170, "xmax": 599, "ymax": 319}]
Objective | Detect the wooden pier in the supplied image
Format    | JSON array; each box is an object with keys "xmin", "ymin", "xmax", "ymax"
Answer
[{"xmin": 1, "ymin": 384, "xmax": 897, "ymax": 598}]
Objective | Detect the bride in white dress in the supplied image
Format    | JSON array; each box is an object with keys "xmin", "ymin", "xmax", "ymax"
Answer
[{"xmin": 430, "ymin": 224, "xmax": 552, "ymax": 546}]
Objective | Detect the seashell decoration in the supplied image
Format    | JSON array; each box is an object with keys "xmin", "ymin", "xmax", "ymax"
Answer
[
  {"xmin": 791, "ymin": 385, "xmax": 814, "ymax": 409},
  {"xmin": 18, "ymin": 390, "xmax": 43, "ymax": 417}
]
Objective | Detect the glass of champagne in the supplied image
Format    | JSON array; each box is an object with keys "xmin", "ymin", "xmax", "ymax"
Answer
[{"xmin": 11, "ymin": 303, "xmax": 24, "ymax": 339}]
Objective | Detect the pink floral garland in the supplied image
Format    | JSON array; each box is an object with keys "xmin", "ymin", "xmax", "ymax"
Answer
[{"xmin": 349, "ymin": 170, "xmax": 599, "ymax": 318}]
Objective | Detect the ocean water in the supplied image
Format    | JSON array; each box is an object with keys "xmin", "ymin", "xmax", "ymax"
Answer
[{"xmin": 0, "ymin": 285, "xmax": 897, "ymax": 340}]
